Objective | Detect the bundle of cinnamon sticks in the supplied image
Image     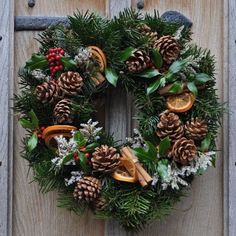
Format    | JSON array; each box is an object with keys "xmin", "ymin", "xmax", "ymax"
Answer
[{"xmin": 121, "ymin": 146, "xmax": 153, "ymax": 187}]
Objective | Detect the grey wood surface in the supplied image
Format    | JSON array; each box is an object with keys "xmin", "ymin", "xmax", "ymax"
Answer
[{"xmin": 0, "ymin": 0, "xmax": 14, "ymax": 235}]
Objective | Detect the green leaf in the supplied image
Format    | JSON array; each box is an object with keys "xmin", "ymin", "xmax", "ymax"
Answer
[
  {"xmin": 200, "ymin": 134, "xmax": 211, "ymax": 152},
  {"xmin": 138, "ymin": 68, "xmax": 160, "ymax": 78},
  {"xmin": 25, "ymin": 53, "xmax": 48, "ymax": 71},
  {"xmin": 159, "ymin": 136, "xmax": 171, "ymax": 157},
  {"xmin": 195, "ymin": 73, "xmax": 211, "ymax": 84},
  {"xmin": 119, "ymin": 47, "xmax": 136, "ymax": 62},
  {"xmin": 79, "ymin": 153, "xmax": 90, "ymax": 173},
  {"xmin": 73, "ymin": 131, "xmax": 86, "ymax": 147},
  {"xmin": 19, "ymin": 110, "xmax": 39, "ymax": 130},
  {"xmin": 27, "ymin": 132, "xmax": 38, "ymax": 152},
  {"xmin": 168, "ymin": 81, "xmax": 184, "ymax": 94},
  {"xmin": 157, "ymin": 159, "xmax": 168, "ymax": 179},
  {"xmin": 145, "ymin": 141, "xmax": 158, "ymax": 160},
  {"xmin": 187, "ymin": 81, "xmax": 198, "ymax": 96},
  {"xmin": 105, "ymin": 68, "xmax": 118, "ymax": 87},
  {"xmin": 61, "ymin": 56, "xmax": 77, "ymax": 70},
  {"xmin": 133, "ymin": 147, "xmax": 154, "ymax": 162},
  {"xmin": 168, "ymin": 60, "xmax": 188, "ymax": 74},
  {"xmin": 147, "ymin": 77, "xmax": 166, "ymax": 95},
  {"xmin": 61, "ymin": 153, "xmax": 74, "ymax": 165},
  {"xmin": 151, "ymin": 49, "xmax": 163, "ymax": 68},
  {"xmin": 85, "ymin": 142, "xmax": 99, "ymax": 152}
]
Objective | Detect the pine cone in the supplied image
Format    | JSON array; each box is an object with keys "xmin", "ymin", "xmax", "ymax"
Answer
[
  {"xmin": 35, "ymin": 80, "xmax": 61, "ymax": 104},
  {"xmin": 53, "ymin": 99, "xmax": 73, "ymax": 124},
  {"xmin": 156, "ymin": 110, "xmax": 184, "ymax": 141},
  {"xmin": 73, "ymin": 176, "xmax": 102, "ymax": 202},
  {"xmin": 91, "ymin": 145, "xmax": 120, "ymax": 173},
  {"xmin": 154, "ymin": 35, "xmax": 180, "ymax": 64},
  {"xmin": 126, "ymin": 50, "xmax": 151, "ymax": 73},
  {"xmin": 58, "ymin": 71, "xmax": 83, "ymax": 96},
  {"xmin": 93, "ymin": 197, "xmax": 107, "ymax": 210},
  {"xmin": 137, "ymin": 24, "xmax": 158, "ymax": 43},
  {"xmin": 185, "ymin": 118, "xmax": 208, "ymax": 140},
  {"xmin": 169, "ymin": 137, "xmax": 197, "ymax": 165}
]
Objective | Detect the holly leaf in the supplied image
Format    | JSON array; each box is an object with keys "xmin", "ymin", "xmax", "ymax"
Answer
[
  {"xmin": 79, "ymin": 153, "xmax": 90, "ymax": 173},
  {"xmin": 168, "ymin": 59, "xmax": 188, "ymax": 74},
  {"xmin": 105, "ymin": 68, "xmax": 118, "ymax": 87},
  {"xmin": 195, "ymin": 73, "xmax": 211, "ymax": 84},
  {"xmin": 168, "ymin": 81, "xmax": 184, "ymax": 94},
  {"xmin": 133, "ymin": 147, "xmax": 153, "ymax": 162},
  {"xmin": 157, "ymin": 159, "xmax": 169, "ymax": 179},
  {"xmin": 27, "ymin": 132, "xmax": 38, "ymax": 152},
  {"xmin": 61, "ymin": 56, "xmax": 77, "ymax": 70},
  {"xmin": 200, "ymin": 134, "xmax": 211, "ymax": 152},
  {"xmin": 151, "ymin": 49, "xmax": 163, "ymax": 68},
  {"xmin": 19, "ymin": 110, "xmax": 39, "ymax": 130},
  {"xmin": 138, "ymin": 68, "xmax": 160, "ymax": 78},
  {"xmin": 159, "ymin": 136, "xmax": 171, "ymax": 157},
  {"xmin": 61, "ymin": 153, "xmax": 74, "ymax": 165},
  {"xmin": 119, "ymin": 47, "xmax": 136, "ymax": 62},
  {"xmin": 73, "ymin": 131, "xmax": 86, "ymax": 147},
  {"xmin": 145, "ymin": 141, "xmax": 158, "ymax": 160},
  {"xmin": 85, "ymin": 143, "xmax": 99, "ymax": 152},
  {"xmin": 187, "ymin": 81, "xmax": 198, "ymax": 96},
  {"xmin": 25, "ymin": 53, "xmax": 48, "ymax": 71},
  {"xmin": 147, "ymin": 77, "xmax": 166, "ymax": 95}
]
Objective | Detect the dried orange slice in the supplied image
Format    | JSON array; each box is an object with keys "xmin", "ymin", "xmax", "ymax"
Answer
[
  {"xmin": 88, "ymin": 46, "xmax": 107, "ymax": 72},
  {"xmin": 42, "ymin": 125, "xmax": 77, "ymax": 149},
  {"xmin": 112, "ymin": 156, "xmax": 137, "ymax": 183},
  {"xmin": 166, "ymin": 92, "xmax": 196, "ymax": 113}
]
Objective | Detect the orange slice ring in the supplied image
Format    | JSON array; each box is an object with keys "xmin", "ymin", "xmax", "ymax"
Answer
[
  {"xmin": 42, "ymin": 125, "xmax": 77, "ymax": 149},
  {"xmin": 88, "ymin": 46, "xmax": 107, "ymax": 72},
  {"xmin": 166, "ymin": 92, "xmax": 196, "ymax": 113}
]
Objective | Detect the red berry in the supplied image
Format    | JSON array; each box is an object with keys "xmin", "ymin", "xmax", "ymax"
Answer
[
  {"xmin": 48, "ymin": 48, "xmax": 53, "ymax": 53},
  {"xmin": 40, "ymin": 126, "xmax": 45, "ymax": 131},
  {"xmin": 60, "ymin": 49, "xmax": 65, "ymax": 55},
  {"xmin": 55, "ymin": 55, "xmax": 61, "ymax": 60},
  {"xmin": 59, "ymin": 65, "xmax": 63, "ymax": 70},
  {"xmin": 58, "ymin": 47, "xmax": 62, "ymax": 51},
  {"xmin": 46, "ymin": 55, "xmax": 50, "ymax": 60},
  {"xmin": 80, "ymin": 146, "xmax": 86, "ymax": 152},
  {"xmin": 50, "ymin": 66, "xmax": 54, "ymax": 71},
  {"xmin": 56, "ymin": 61, "xmax": 60, "ymax": 65},
  {"xmin": 54, "ymin": 66, "xmax": 59, "ymax": 71},
  {"xmin": 49, "ymin": 58, "xmax": 54, "ymax": 63},
  {"xmin": 51, "ymin": 52, "xmax": 56, "ymax": 57},
  {"xmin": 85, "ymin": 153, "xmax": 90, "ymax": 158},
  {"xmin": 73, "ymin": 152, "xmax": 79, "ymax": 161},
  {"xmin": 38, "ymin": 134, "xmax": 42, "ymax": 138}
]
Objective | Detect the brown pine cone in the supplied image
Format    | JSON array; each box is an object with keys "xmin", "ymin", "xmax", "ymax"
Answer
[
  {"xmin": 93, "ymin": 197, "xmax": 107, "ymax": 210},
  {"xmin": 126, "ymin": 50, "xmax": 151, "ymax": 73},
  {"xmin": 73, "ymin": 176, "xmax": 102, "ymax": 202},
  {"xmin": 91, "ymin": 145, "xmax": 120, "ymax": 173},
  {"xmin": 154, "ymin": 35, "xmax": 180, "ymax": 64},
  {"xmin": 137, "ymin": 24, "xmax": 158, "ymax": 43},
  {"xmin": 53, "ymin": 99, "xmax": 73, "ymax": 124},
  {"xmin": 58, "ymin": 71, "xmax": 83, "ymax": 96},
  {"xmin": 185, "ymin": 118, "xmax": 208, "ymax": 140},
  {"xmin": 35, "ymin": 80, "xmax": 61, "ymax": 104},
  {"xmin": 156, "ymin": 110, "xmax": 184, "ymax": 142},
  {"xmin": 169, "ymin": 137, "xmax": 197, "ymax": 165}
]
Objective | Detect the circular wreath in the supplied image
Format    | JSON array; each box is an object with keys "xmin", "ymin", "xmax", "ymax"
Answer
[{"xmin": 15, "ymin": 9, "xmax": 223, "ymax": 230}]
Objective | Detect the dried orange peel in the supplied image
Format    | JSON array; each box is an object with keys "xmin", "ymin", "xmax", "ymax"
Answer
[
  {"xmin": 166, "ymin": 92, "xmax": 196, "ymax": 113},
  {"xmin": 88, "ymin": 46, "xmax": 107, "ymax": 72},
  {"xmin": 112, "ymin": 156, "xmax": 137, "ymax": 183},
  {"xmin": 42, "ymin": 125, "xmax": 77, "ymax": 149}
]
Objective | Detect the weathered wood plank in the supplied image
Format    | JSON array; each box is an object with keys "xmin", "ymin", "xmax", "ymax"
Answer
[
  {"xmin": 0, "ymin": 0, "xmax": 14, "ymax": 235},
  {"xmin": 227, "ymin": 0, "xmax": 236, "ymax": 235}
]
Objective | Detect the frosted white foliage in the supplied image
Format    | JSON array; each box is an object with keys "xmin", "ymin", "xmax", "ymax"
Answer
[
  {"xmin": 126, "ymin": 129, "xmax": 146, "ymax": 149},
  {"xmin": 65, "ymin": 171, "xmax": 84, "ymax": 186},
  {"xmin": 79, "ymin": 119, "xmax": 102, "ymax": 141}
]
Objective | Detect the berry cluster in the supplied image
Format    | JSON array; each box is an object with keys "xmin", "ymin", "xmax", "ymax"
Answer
[
  {"xmin": 36, "ymin": 126, "xmax": 46, "ymax": 141},
  {"xmin": 46, "ymin": 48, "xmax": 65, "ymax": 77}
]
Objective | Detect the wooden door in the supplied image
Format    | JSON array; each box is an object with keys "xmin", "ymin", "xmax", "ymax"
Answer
[{"xmin": 12, "ymin": 1, "xmax": 224, "ymax": 236}]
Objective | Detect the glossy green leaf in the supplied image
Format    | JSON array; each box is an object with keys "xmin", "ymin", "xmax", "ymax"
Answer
[
  {"xmin": 146, "ymin": 141, "xmax": 158, "ymax": 160},
  {"xmin": 147, "ymin": 77, "xmax": 166, "ymax": 95},
  {"xmin": 119, "ymin": 47, "xmax": 136, "ymax": 62},
  {"xmin": 133, "ymin": 147, "xmax": 154, "ymax": 162},
  {"xmin": 19, "ymin": 119, "xmax": 35, "ymax": 129},
  {"xmin": 85, "ymin": 143, "xmax": 99, "ymax": 152},
  {"xmin": 61, "ymin": 153, "xmax": 74, "ymax": 165},
  {"xmin": 187, "ymin": 81, "xmax": 198, "ymax": 96},
  {"xmin": 79, "ymin": 153, "xmax": 90, "ymax": 173},
  {"xmin": 19, "ymin": 110, "xmax": 39, "ymax": 130},
  {"xmin": 25, "ymin": 53, "xmax": 48, "ymax": 71},
  {"xmin": 28, "ymin": 110, "xmax": 39, "ymax": 128},
  {"xmin": 168, "ymin": 60, "xmax": 188, "ymax": 74},
  {"xmin": 168, "ymin": 81, "xmax": 184, "ymax": 93},
  {"xmin": 105, "ymin": 68, "xmax": 119, "ymax": 87},
  {"xmin": 73, "ymin": 131, "xmax": 86, "ymax": 147},
  {"xmin": 27, "ymin": 132, "xmax": 38, "ymax": 152},
  {"xmin": 61, "ymin": 56, "xmax": 77, "ymax": 70},
  {"xmin": 200, "ymin": 134, "xmax": 211, "ymax": 152},
  {"xmin": 138, "ymin": 68, "xmax": 160, "ymax": 78},
  {"xmin": 195, "ymin": 73, "xmax": 211, "ymax": 83},
  {"xmin": 157, "ymin": 159, "xmax": 169, "ymax": 179},
  {"xmin": 151, "ymin": 49, "xmax": 163, "ymax": 68},
  {"xmin": 159, "ymin": 136, "xmax": 171, "ymax": 157}
]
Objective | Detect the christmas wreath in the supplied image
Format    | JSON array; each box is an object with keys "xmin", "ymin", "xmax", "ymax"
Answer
[{"xmin": 14, "ymin": 9, "xmax": 223, "ymax": 230}]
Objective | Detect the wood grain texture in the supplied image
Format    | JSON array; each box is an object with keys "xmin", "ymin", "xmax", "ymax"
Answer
[
  {"xmin": 0, "ymin": 0, "xmax": 14, "ymax": 235},
  {"xmin": 227, "ymin": 0, "xmax": 236, "ymax": 235}
]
